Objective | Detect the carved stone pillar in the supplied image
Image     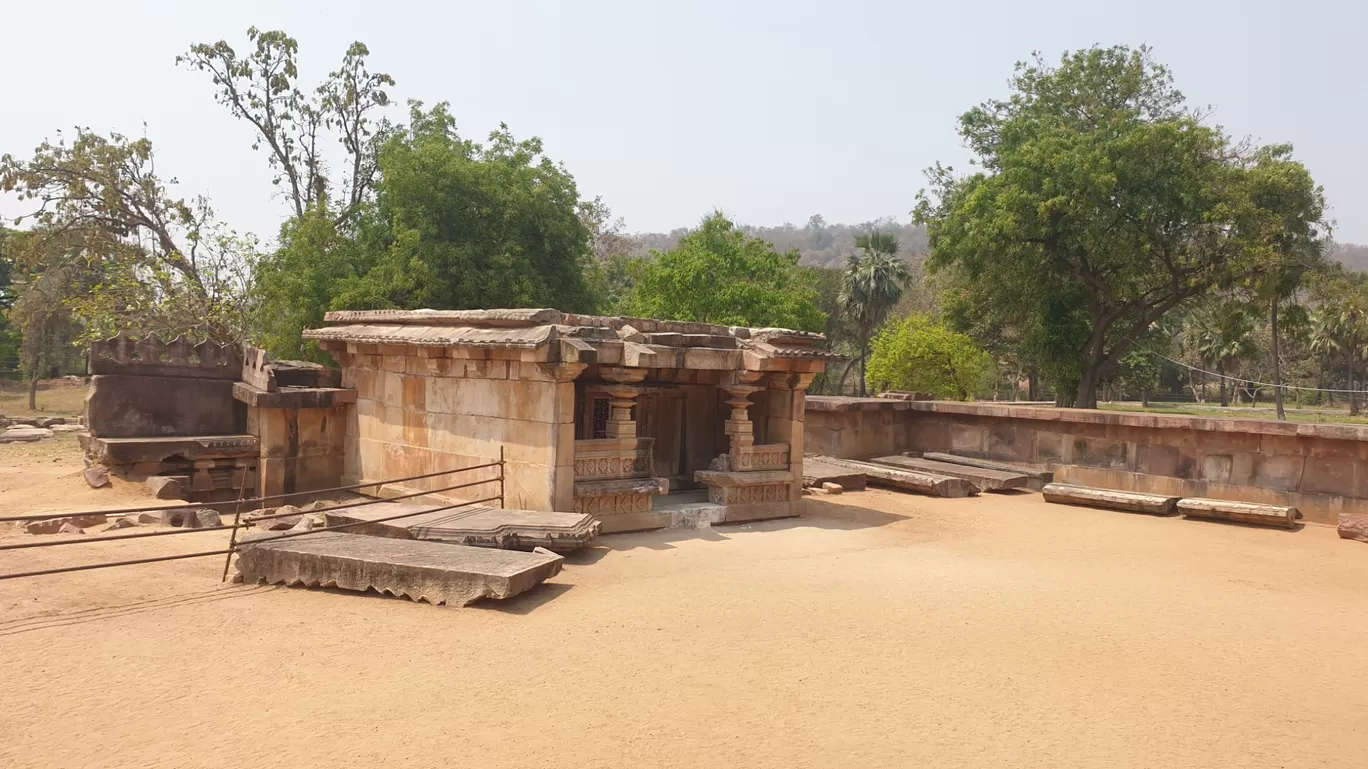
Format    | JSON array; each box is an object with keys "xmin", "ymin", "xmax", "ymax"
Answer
[
  {"xmin": 722, "ymin": 384, "xmax": 761, "ymax": 461},
  {"xmin": 604, "ymin": 386, "xmax": 640, "ymax": 439}
]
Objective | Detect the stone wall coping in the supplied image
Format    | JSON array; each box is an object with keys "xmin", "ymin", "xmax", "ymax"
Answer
[{"xmin": 804, "ymin": 396, "xmax": 1368, "ymax": 442}]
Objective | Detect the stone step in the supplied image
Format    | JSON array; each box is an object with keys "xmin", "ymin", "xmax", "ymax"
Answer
[
  {"xmin": 800, "ymin": 458, "xmax": 867, "ymax": 491},
  {"xmin": 323, "ymin": 503, "xmax": 601, "ymax": 553},
  {"xmin": 921, "ymin": 452, "xmax": 1053, "ymax": 489},
  {"xmin": 1177, "ymin": 498, "xmax": 1301, "ymax": 530},
  {"xmin": 236, "ymin": 531, "xmax": 563, "ymax": 606},
  {"xmin": 811, "ymin": 457, "xmax": 978, "ymax": 498},
  {"xmin": 871, "ymin": 456, "xmax": 1030, "ymax": 492},
  {"xmin": 1041, "ymin": 484, "xmax": 1180, "ymax": 515}
]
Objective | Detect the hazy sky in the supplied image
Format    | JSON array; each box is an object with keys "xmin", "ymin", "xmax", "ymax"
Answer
[{"xmin": 2, "ymin": 0, "xmax": 1365, "ymax": 244}]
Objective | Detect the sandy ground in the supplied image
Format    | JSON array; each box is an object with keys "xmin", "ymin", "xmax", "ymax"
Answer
[{"xmin": 2, "ymin": 440, "xmax": 1367, "ymax": 768}]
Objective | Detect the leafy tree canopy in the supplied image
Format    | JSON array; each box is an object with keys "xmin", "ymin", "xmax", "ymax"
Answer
[
  {"xmin": 916, "ymin": 45, "xmax": 1326, "ymax": 408},
  {"xmin": 866, "ymin": 314, "xmax": 994, "ymax": 400},
  {"xmin": 624, "ymin": 212, "xmax": 825, "ymax": 331}
]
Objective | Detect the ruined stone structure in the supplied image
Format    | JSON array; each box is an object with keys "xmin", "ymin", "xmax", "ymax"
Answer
[
  {"xmin": 303, "ymin": 309, "xmax": 837, "ymax": 532},
  {"xmin": 807, "ymin": 397, "xmax": 1368, "ymax": 526},
  {"xmin": 81, "ymin": 335, "xmax": 352, "ymax": 502}
]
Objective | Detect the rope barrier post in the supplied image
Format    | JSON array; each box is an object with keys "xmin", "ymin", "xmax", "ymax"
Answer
[{"xmin": 220, "ymin": 460, "xmax": 253, "ymax": 583}]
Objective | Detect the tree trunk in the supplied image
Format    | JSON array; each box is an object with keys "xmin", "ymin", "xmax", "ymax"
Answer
[
  {"xmin": 1075, "ymin": 364, "xmax": 1100, "ymax": 410},
  {"xmin": 1141, "ymin": 388, "xmax": 1150, "ymax": 408},
  {"xmin": 1218, "ymin": 363, "xmax": 1229, "ymax": 407},
  {"xmin": 1351, "ymin": 342, "xmax": 1360, "ymax": 416},
  {"xmin": 28, "ymin": 376, "xmax": 37, "ymax": 411},
  {"xmin": 858, "ymin": 341, "xmax": 868, "ymax": 397},
  {"xmin": 1271, "ymin": 300, "xmax": 1285, "ymax": 420}
]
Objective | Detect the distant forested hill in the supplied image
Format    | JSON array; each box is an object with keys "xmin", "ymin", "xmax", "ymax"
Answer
[
  {"xmin": 633, "ymin": 215, "xmax": 928, "ymax": 268},
  {"xmin": 1333, "ymin": 243, "xmax": 1368, "ymax": 271}
]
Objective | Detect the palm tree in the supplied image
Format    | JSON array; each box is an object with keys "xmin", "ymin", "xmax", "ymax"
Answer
[
  {"xmin": 838, "ymin": 232, "xmax": 909, "ymax": 395},
  {"xmin": 1316, "ymin": 293, "xmax": 1368, "ymax": 415},
  {"xmin": 1184, "ymin": 303, "xmax": 1257, "ymax": 407}
]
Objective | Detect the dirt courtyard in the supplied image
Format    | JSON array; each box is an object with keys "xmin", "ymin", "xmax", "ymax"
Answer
[{"xmin": 2, "ymin": 440, "xmax": 1367, "ymax": 768}]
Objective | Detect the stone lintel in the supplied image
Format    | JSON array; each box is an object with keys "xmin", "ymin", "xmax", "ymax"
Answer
[
  {"xmin": 83, "ymin": 434, "xmax": 259, "ymax": 466},
  {"xmin": 233, "ymin": 382, "xmax": 358, "ymax": 409},
  {"xmin": 573, "ymin": 477, "xmax": 670, "ymax": 497}
]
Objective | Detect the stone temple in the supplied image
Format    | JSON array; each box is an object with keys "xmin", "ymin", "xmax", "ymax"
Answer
[{"xmin": 302, "ymin": 309, "xmax": 839, "ymax": 532}]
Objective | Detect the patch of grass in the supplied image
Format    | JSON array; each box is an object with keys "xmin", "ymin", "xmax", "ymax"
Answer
[{"xmin": 0, "ymin": 379, "xmax": 87, "ymax": 418}]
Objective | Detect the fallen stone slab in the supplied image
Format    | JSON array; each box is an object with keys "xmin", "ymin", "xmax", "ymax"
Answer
[
  {"xmin": 0, "ymin": 427, "xmax": 53, "ymax": 443},
  {"xmin": 1041, "ymin": 484, "xmax": 1179, "ymax": 516},
  {"xmin": 145, "ymin": 475, "xmax": 189, "ymax": 501},
  {"xmin": 82, "ymin": 466, "xmax": 111, "ymax": 489},
  {"xmin": 193, "ymin": 509, "xmax": 222, "ymax": 529},
  {"xmin": 235, "ymin": 531, "xmax": 564, "ymax": 606},
  {"xmin": 801, "ymin": 457, "xmax": 867, "ymax": 491},
  {"xmin": 812, "ymin": 457, "xmax": 978, "ymax": 498},
  {"xmin": 22, "ymin": 514, "xmax": 109, "ymax": 534},
  {"xmin": 921, "ymin": 452, "xmax": 1054, "ymax": 489},
  {"xmin": 58, "ymin": 522, "xmax": 85, "ymax": 534},
  {"xmin": 51, "ymin": 424, "xmax": 85, "ymax": 433},
  {"xmin": 325, "ymin": 504, "xmax": 601, "ymax": 553},
  {"xmin": 104, "ymin": 517, "xmax": 138, "ymax": 531},
  {"xmin": 1177, "ymin": 498, "xmax": 1301, "ymax": 530},
  {"xmin": 1338, "ymin": 514, "xmax": 1368, "ymax": 543},
  {"xmin": 248, "ymin": 505, "xmax": 304, "ymax": 530},
  {"xmin": 872, "ymin": 455, "xmax": 1030, "ymax": 492},
  {"xmin": 36, "ymin": 417, "xmax": 66, "ymax": 428}
]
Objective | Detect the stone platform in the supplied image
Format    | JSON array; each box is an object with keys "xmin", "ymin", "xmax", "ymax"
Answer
[
  {"xmin": 323, "ymin": 503, "xmax": 600, "ymax": 552},
  {"xmin": 871, "ymin": 455, "xmax": 1030, "ymax": 492},
  {"xmin": 235, "ymin": 531, "xmax": 563, "ymax": 606}
]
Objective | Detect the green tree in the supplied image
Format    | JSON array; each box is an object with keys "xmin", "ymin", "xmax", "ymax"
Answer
[
  {"xmin": 866, "ymin": 314, "xmax": 994, "ymax": 400},
  {"xmin": 1241, "ymin": 145, "xmax": 1331, "ymax": 419},
  {"xmin": 1184, "ymin": 301, "xmax": 1258, "ymax": 406},
  {"xmin": 839, "ymin": 231, "xmax": 909, "ymax": 395},
  {"xmin": 916, "ymin": 46, "xmax": 1323, "ymax": 408},
  {"xmin": 179, "ymin": 28, "xmax": 394, "ymax": 223},
  {"xmin": 0, "ymin": 129, "xmax": 256, "ymax": 343},
  {"xmin": 624, "ymin": 212, "xmax": 825, "ymax": 331},
  {"xmin": 335, "ymin": 102, "xmax": 594, "ymax": 312}
]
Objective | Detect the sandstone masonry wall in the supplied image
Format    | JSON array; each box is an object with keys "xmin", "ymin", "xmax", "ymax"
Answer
[
  {"xmin": 341, "ymin": 350, "xmax": 577, "ymax": 511},
  {"xmin": 806, "ymin": 397, "xmax": 1368, "ymax": 525}
]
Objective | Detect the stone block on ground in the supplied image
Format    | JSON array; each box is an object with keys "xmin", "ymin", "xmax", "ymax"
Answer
[
  {"xmin": 235, "ymin": 531, "xmax": 564, "ymax": 606},
  {"xmin": 324, "ymin": 503, "xmax": 601, "ymax": 553},
  {"xmin": 145, "ymin": 475, "xmax": 189, "ymax": 501},
  {"xmin": 813, "ymin": 457, "xmax": 978, "ymax": 498},
  {"xmin": 1177, "ymin": 498, "xmax": 1300, "ymax": 530},
  {"xmin": 922, "ymin": 452, "xmax": 1054, "ymax": 489},
  {"xmin": 104, "ymin": 517, "xmax": 138, "ymax": 530},
  {"xmin": 0, "ymin": 427, "xmax": 53, "ymax": 443},
  {"xmin": 82, "ymin": 466, "xmax": 111, "ymax": 489},
  {"xmin": 820, "ymin": 482, "xmax": 844, "ymax": 495},
  {"xmin": 135, "ymin": 512, "xmax": 161, "ymax": 524},
  {"xmin": 801, "ymin": 458, "xmax": 867, "ymax": 491},
  {"xmin": 22, "ymin": 513, "xmax": 109, "ymax": 534},
  {"xmin": 871, "ymin": 455, "xmax": 1030, "ymax": 492},
  {"xmin": 37, "ymin": 417, "xmax": 66, "ymax": 428},
  {"xmin": 1338, "ymin": 513, "xmax": 1368, "ymax": 543},
  {"xmin": 290, "ymin": 516, "xmax": 316, "ymax": 532},
  {"xmin": 249, "ymin": 504, "xmax": 303, "ymax": 530},
  {"xmin": 1041, "ymin": 484, "xmax": 1179, "ymax": 515},
  {"xmin": 58, "ymin": 522, "xmax": 85, "ymax": 534},
  {"xmin": 193, "ymin": 509, "xmax": 222, "ymax": 528}
]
